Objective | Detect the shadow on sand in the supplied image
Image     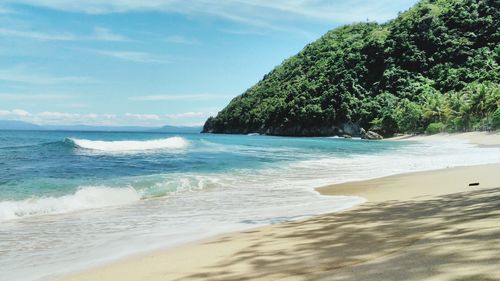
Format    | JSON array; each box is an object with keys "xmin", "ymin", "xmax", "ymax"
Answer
[{"xmin": 183, "ymin": 187, "xmax": 500, "ymax": 281}]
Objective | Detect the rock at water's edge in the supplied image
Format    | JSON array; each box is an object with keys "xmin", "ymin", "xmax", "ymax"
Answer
[{"xmin": 360, "ymin": 129, "xmax": 383, "ymax": 140}]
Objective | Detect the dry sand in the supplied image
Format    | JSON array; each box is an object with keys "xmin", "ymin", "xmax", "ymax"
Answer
[
  {"xmin": 390, "ymin": 131, "xmax": 500, "ymax": 147},
  {"xmin": 59, "ymin": 134, "xmax": 500, "ymax": 281}
]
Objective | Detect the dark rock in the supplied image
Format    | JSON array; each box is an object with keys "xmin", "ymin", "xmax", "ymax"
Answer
[
  {"xmin": 203, "ymin": 122, "xmax": 365, "ymax": 137},
  {"xmin": 342, "ymin": 134, "xmax": 352, "ymax": 139},
  {"xmin": 361, "ymin": 129, "xmax": 383, "ymax": 140},
  {"xmin": 341, "ymin": 122, "xmax": 361, "ymax": 136}
]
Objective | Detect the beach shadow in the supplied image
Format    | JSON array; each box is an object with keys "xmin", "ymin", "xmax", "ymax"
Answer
[{"xmin": 179, "ymin": 187, "xmax": 500, "ymax": 281}]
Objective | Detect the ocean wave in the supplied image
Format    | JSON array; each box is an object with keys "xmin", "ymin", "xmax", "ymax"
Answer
[
  {"xmin": 0, "ymin": 140, "xmax": 69, "ymax": 150},
  {"xmin": 0, "ymin": 186, "xmax": 142, "ymax": 221},
  {"xmin": 67, "ymin": 137, "xmax": 189, "ymax": 152}
]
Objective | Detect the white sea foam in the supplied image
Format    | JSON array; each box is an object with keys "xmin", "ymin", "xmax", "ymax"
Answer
[
  {"xmin": 69, "ymin": 137, "xmax": 189, "ymax": 152},
  {"xmin": 0, "ymin": 186, "xmax": 141, "ymax": 221}
]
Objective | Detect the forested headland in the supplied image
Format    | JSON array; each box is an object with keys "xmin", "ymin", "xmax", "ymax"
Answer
[{"xmin": 203, "ymin": 0, "xmax": 499, "ymax": 137}]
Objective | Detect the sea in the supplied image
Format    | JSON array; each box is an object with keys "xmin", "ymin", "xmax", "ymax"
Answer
[{"xmin": 1, "ymin": 130, "xmax": 500, "ymax": 281}]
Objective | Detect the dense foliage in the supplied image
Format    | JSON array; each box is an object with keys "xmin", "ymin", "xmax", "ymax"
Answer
[{"xmin": 203, "ymin": 0, "xmax": 500, "ymax": 136}]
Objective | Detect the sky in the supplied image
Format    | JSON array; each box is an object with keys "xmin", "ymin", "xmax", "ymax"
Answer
[{"xmin": 0, "ymin": 0, "xmax": 418, "ymax": 127}]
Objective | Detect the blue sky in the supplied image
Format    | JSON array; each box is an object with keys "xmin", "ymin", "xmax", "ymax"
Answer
[{"xmin": 0, "ymin": 0, "xmax": 418, "ymax": 127}]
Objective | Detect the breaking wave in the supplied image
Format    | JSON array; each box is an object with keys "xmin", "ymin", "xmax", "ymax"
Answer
[
  {"xmin": 0, "ymin": 186, "xmax": 142, "ymax": 221},
  {"xmin": 67, "ymin": 137, "xmax": 189, "ymax": 152}
]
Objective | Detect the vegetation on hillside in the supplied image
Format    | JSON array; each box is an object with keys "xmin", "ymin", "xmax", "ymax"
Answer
[{"xmin": 203, "ymin": 0, "xmax": 499, "ymax": 136}]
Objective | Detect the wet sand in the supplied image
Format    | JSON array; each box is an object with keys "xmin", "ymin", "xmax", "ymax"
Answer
[{"xmin": 60, "ymin": 162, "xmax": 500, "ymax": 281}]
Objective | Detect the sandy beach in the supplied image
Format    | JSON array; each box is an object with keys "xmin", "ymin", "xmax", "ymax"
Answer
[
  {"xmin": 389, "ymin": 131, "xmax": 500, "ymax": 147},
  {"xmin": 59, "ymin": 134, "xmax": 500, "ymax": 281}
]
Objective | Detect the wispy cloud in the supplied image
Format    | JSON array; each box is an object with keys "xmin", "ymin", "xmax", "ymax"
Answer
[
  {"xmin": 0, "ymin": 93, "xmax": 72, "ymax": 100},
  {"xmin": 125, "ymin": 113, "xmax": 161, "ymax": 120},
  {"xmin": 95, "ymin": 50, "xmax": 170, "ymax": 64},
  {"xmin": 165, "ymin": 111, "xmax": 206, "ymax": 119},
  {"xmin": 0, "ymin": 26, "xmax": 129, "ymax": 42},
  {"xmin": 219, "ymin": 28, "xmax": 266, "ymax": 36},
  {"xmin": 0, "ymin": 27, "xmax": 76, "ymax": 41},
  {"xmin": 129, "ymin": 94, "xmax": 229, "ymax": 101},
  {"xmin": 0, "ymin": 109, "xmax": 102, "ymax": 125},
  {"xmin": 3, "ymin": 1, "xmax": 418, "ymax": 29},
  {"xmin": 38, "ymin": 111, "xmax": 80, "ymax": 119},
  {"xmin": 0, "ymin": 67, "xmax": 92, "ymax": 85},
  {"xmin": 93, "ymin": 27, "xmax": 128, "ymax": 42},
  {"xmin": 164, "ymin": 35, "xmax": 199, "ymax": 45},
  {"xmin": 0, "ymin": 108, "xmax": 208, "ymax": 126},
  {"xmin": 30, "ymin": 111, "xmax": 118, "ymax": 125},
  {"xmin": 55, "ymin": 103, "xmax": 88, "ymax": 109},
  {"xmin": 0, "ymin": 109, "xmax": 31, "ymax": 117}
]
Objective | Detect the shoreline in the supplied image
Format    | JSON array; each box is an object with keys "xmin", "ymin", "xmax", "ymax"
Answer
[
  {"xmin": 59, "ymin": 163, "xmax": 500, "ymax": 281},
  {"xmin": 388, "ymin": 131, "xmax": 500, "ymax": 147},
  {"xmin": 57, "ymin": 133, "xmax": 500, "ymax": 281}
]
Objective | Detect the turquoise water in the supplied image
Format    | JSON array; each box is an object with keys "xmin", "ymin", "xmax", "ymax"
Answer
[
  {"xmin": 1, "ymin": 130, "xmax": 499, "ymax": 281},
  {"xmin": 0, "ymin": 130, "xmax": 402, "ymax": 203}
]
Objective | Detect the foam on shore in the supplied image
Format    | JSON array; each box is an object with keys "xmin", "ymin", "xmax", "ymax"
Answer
[{"xmin": 0, "ymin": 186, "xmax": 141, "ymax": 221}]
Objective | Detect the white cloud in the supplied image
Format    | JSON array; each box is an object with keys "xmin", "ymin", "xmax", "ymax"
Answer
[
  {"xmin": 29, "ymin": 111, "xmax": 117, "ymax": 124},
  {"xmin": 165, "ymin": 111, "xmax": 206, "ymax": 119},
  {"xmin": 219, "ymin": 28, "xmax": 266, "ymax": 36},
  {"xmin": 95, "ymin": 50, "xmax": 170, "ymax": 64},
  {"xmin": 102, "ymin": 114, "xmax": 117, "ymax": 119},
  {"xmin": 0, "ymin": 67, "xmax": 92, "ymax": 85},
  {"xmin": 55, "ymin": 103, "xmax": 88, "ymax": 109},
  {"xmin": 164, "ymin": 35, "xmax": 198, "ymax": 45},
  {"xmin": 0, "ymin": 26, "xmax": 129, "ymax": 42},
  {"xmin": 125, "ymin": 113, "xmax": 161, "ymax": 120},
  {"xmin": 129, "ymin": 94, "xmax": 228, "ymax": 101},
  {"xmin": 0, "ymin": 108, "xmax": 212, "ymax": 126},
  {"xmin": 0, "ymin": 109, "xmax": 31, "ymax": 117},
  {"xmin": 11, "ymin": 109, "xmax": 31, "ymax": 117},
  {"xmin": 93, "ymin": 27, "xmax": 128, "ymax": 42},
  {"xmin": 38, "ymin": 111, "xmax": 79, "ymax": 119},
  {"xmin": 0, "ymin": 93, "xmax": 71, "ymax": 100},
  {"xmin": 2, "ymin": 1, "xmax": 418, "ymax": 28},
  {"xmin": 85, "ymin": 113, "xmax": 99, "ymax": 119},
  {"xmin": 0, "ymin": 27, "xmax": 76, "ymax": 41}
]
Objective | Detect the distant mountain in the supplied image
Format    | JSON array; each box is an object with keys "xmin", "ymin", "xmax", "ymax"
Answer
[
  {"xmin": 0, "ymin": 120, "xmax": 44, "ymax": 130},
  {"xmin": 150, "ymin": 125, "xmax": 202, "ymax": 133},
  {"xmin": 0, "ymin": 120, "xmax": 202, "ymax": 133}
]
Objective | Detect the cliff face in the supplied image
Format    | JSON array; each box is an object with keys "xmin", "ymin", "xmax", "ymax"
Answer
[
  {"xmin": 203, "ymin": 0, "xmax": 500, "ymax": 136},
  {"xmin": 203, "ymin": 120, "xmax": 361, "ymax": 137}
]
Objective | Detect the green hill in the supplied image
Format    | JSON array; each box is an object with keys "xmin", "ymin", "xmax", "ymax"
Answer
[{"xmin": 203, "ymin": 0, "xmax": 499, "ymax": 137}]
